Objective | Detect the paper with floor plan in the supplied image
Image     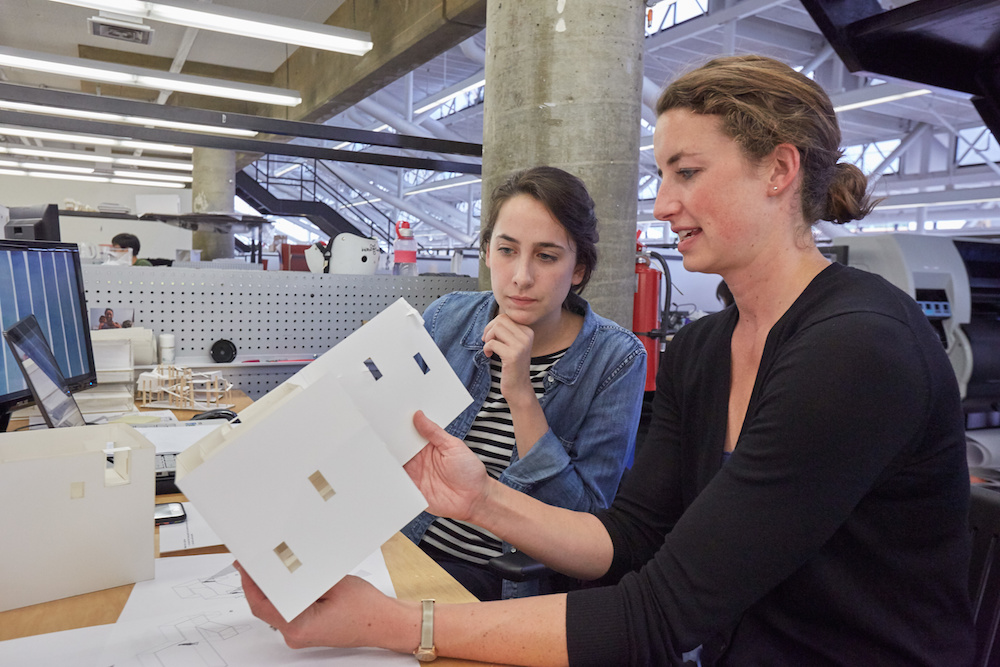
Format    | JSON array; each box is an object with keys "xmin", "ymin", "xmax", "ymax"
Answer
[
  {"xmin": 176, "ymin": 298, "xmax": 473, "ymax": 622},
  {"xmin": 88, "ymin": 552, "xmax": 409, "ymax": 666}
]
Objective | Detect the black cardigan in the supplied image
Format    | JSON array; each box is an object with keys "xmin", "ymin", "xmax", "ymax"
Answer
[{"xmin": 566, "ymin": 264, "xmax": 974, "ymax": 666}]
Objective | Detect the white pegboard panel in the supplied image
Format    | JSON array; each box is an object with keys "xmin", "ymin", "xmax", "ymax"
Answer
[{"xmin": 81, "ymin": 266, "xmax": 478, "ymax": 397}]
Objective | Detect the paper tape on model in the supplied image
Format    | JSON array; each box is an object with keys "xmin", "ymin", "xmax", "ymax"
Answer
[
  {"xmin": 967, "ymin": 429, "xmax": 1000, "ymax": 469},
  {"xmin": 0, "ymin": 424, "xmax": 155, "ymax": 612},
  {"xmin": 176, "ymin": 297, "xmax": 474, "ymax": 622}
]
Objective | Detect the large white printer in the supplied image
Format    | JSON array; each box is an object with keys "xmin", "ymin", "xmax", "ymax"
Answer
[{"xmin": 832, "ymin": 234, "xmax": 1000, "ymax": 412}]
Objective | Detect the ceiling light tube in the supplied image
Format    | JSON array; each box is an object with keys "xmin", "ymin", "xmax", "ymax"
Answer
[
  {"xmin": 2, "ymin": 146, "xmax": 115, "ymax": 163},
  {"xmin": 19, "ymin": 162, "xmax": 95, "ymax": 174},
  {"xmin": 113, "ymin": 169, "xmax": 192, "ymax": 182},
  {"xmin": 0, "ymin": 46, "xmax": 302, "ymax": 106},
  {"xmin": 28, "ymin": 172, "xmax": 109, "ymax": 183},
  {"xmin": 0, "ymin": 125, "xmax": 192, "ymax": 153},
  {"xmin": 274, "ymin": 162, "xmax": 301, "ymax": 177},
  {"xmin": 831, "ymin": 85, "xmax": 931, "ymax": 113},
  {"xmin": 0, "ymin": 100, "xmax": 257, "ymax": 136},
  {"xmin": 414, "ymin": 76, "xmax": 485, "ymax": 115},
  {"xmin": 46, "ymin": 0, "xmax": 373, "ymax": 56},
  {"xmin": 110, "ymin": 177, "xmax": 184, "ymax": 188},
  {"xmin": 115, "ymin": 157, "xmax": 192, "ymax": 171},
  {"xmin": 406, "ymin": 176, "xmax": 482, "ymax": 196}
]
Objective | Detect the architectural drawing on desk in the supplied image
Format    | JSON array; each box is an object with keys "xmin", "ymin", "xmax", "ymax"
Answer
[
  {"xmin": 138, "ymin": 365, "xmax": 234, "ymax": 411},
  {"xmin": 134, "ymin": 613, "xmax": 251, "ymax": 667},
  {"xmin": 173, "ymin": 565, "xmax": 244, "ymax": 601}
]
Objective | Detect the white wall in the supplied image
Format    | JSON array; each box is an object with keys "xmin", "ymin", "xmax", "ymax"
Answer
[{"xmin": 0, "ymin": 173, "xmax": 192, "ymax": 216}]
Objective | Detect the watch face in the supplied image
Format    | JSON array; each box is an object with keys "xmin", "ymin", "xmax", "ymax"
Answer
[{"xmin": 414, "ymin": 647, "xmax": 437, "ymax": 662}]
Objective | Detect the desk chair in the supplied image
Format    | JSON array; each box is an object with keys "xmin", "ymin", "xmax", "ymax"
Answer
[{"xmin": 969, "ymin": 484, "xmax": 1000, "ymax": 667}]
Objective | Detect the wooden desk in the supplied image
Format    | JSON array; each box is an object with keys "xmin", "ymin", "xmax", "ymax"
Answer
[
  {"xmin": 1, "ymin": 392, "xmax": 502, "ymax": 666},
  {"xmin": 0, "ymin": 534, "xmax": 492, "ymax": 666}
]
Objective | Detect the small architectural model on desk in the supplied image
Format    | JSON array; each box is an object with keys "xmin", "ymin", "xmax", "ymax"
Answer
[{"xmin": 137, "ymin": 364, "xmax": 234, "ymax": 411}]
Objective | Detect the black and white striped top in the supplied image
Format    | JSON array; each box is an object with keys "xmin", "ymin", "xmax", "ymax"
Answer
[{"xmin": 420, "ymin": 348, "xmax": 567, "ymax": 565}]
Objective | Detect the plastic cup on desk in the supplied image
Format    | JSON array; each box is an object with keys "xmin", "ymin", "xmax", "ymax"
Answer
[{"xmin": 159, "ymin": 334, "xmax": 175, "ymax": 364}]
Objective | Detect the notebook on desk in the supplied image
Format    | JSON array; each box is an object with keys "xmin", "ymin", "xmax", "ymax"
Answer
[{"xmin": 3, "ymin": 314, "xmax": 178, "ymax": 486}]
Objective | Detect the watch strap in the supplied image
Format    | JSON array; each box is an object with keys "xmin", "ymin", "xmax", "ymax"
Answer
[{"xmin": 414, "ymin": 598, "xmax": 437, "ymax": 662}]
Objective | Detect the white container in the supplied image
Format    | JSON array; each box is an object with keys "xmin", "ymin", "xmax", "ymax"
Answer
[{"xmin": 159, "ymin": 333, "xmax": 176, "ymax": 364}]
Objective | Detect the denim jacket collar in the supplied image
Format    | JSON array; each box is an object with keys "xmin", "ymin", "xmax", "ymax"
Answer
[{"xmin": 459, "ymin": 292, "xmax": 596, "ymax": 387}]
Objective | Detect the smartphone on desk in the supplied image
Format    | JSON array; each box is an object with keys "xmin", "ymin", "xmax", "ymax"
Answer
[{"xmin": 154, "ymin": 502, "xmax": 186, "ymax": 525}]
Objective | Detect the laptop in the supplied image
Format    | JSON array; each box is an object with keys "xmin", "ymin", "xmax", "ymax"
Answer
[
  {"xmin": 3, "ymin": 314, "xmax": 178, "ymax": 489},
  {"xmin": 3, "ymin": 314, "xmax": 86, "ymax": 429}
]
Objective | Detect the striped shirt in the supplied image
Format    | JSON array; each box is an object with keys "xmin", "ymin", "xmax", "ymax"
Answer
[{"xmin": 420, "ymin": 348, "xmax": 567, "ymax": 564}]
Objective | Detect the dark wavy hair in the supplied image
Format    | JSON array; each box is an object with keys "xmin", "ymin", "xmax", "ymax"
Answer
[
  {"xmin": 657, "ymin": 55, "xmax": 876, "ymax": 226},
  {"xmin": 480, "ymin": 166, "xmax": 599, "ymax": 294}
]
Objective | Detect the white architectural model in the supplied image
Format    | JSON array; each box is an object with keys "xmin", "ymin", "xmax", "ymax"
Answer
[
  {"xmin": 177, "ymin": 298, "xmax": 473, "ymax": 622},
  {"xmin": 0, "ymin": 423, "xmax": 155, "ymax": 611},
  {"xmin": 137, "ymin": 365, "xmax": 233, "ymax": 411}
]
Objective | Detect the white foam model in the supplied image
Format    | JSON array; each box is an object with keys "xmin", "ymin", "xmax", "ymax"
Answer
[
  {"xmin": 0, "ymin": 423, "xmax": 155, "ymax": 612},
  {"xmin": 176, "ymin": 298, "xmax": 473, "ymax": 621}
]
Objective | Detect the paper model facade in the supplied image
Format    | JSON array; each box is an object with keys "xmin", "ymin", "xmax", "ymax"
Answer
[
  {"xmin": 0, "ymin": 423, "xmax": 155, "ymax": 612},
  {"xmin": 177, "ymin": 298, "xmax": 473, "ymax": 622}
]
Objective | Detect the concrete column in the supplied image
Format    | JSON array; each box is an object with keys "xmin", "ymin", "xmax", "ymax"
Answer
[
  {"xmin": 482, "ymin": 1, "xmax": 645, "ymax": 328},
  {"xmin": 191, "ymin": 147, "xmax": 236, "ymax": 260}
]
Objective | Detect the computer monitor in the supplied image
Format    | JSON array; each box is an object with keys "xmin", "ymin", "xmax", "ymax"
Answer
[
  {"xmin": 0, "ymin": 239, "xmax": 96, "ymax": 430},
  {"xmin": 4, "ymin": 204, "xmax": 61, "ymax": 242}
]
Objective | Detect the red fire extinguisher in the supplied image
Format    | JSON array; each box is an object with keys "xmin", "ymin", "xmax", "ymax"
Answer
[{"xmin": 633, "ymin": 232, "xmax": 669, "ymax": 392}]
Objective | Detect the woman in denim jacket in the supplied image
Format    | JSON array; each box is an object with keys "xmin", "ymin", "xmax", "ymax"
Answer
[{"xmin": 403, "ymin": 166, "xmax": 646, "ymax": 601}]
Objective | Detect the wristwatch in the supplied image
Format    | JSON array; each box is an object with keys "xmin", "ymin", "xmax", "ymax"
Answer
[{"xmin": 414, "ymin": 598, "xmax": 437, "ymax": 662}]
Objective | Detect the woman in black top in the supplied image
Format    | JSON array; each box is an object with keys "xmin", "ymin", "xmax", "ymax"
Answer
[{"xmin": 238, "ymin": 55, "xmax": 974, "ymax": 666}]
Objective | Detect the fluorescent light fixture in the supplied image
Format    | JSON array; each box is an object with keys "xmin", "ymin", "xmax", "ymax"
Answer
[
  {"xmin": 414, "ymin": 74, "xmax": 485, "ymax": 114},
  {"xmin": 2, "ymin": 168, "xmax": 187, "ymax": 188},
  {"xmin": 0, "ymin": 142, "xmax": 192, "ymax": 171},
  {"xmin": 1, "ymin": 145, "xmax": 115, "ymax": 163},
  {"xmin": 274, "ymin": 162, "xmax": 301, "ymax": 177},
  {"xmin": 111, "ymin": 177, "xmax": 184, "ymax": 188},
  {"xmin": 406, "ymin": 176, "xmax": 481, "ymax": 196},
  {"xmin": 874, "ymin": 187, "xmax": 1000, "ymax": 210},
  {"xmin": 0, "ymin": 100, "xmax": 258, "ymax": 136},
  {"xmin": 0, "ymin": 125, "xmax": 191, "ymax": 153},
  {"xmin": 115, "ymin": 157, "xmax": 192, "ymax": 171},
  {"xmin": 339, "ymin": 198, "xmax": 382, "ymax": 209},
  {"xmin": 47, "ymin": 0, "xmax": 373, "ymax": 56},
  {"xmin": 113, "ymin": 169, "xmax": 191, "ymax": 182},
  {"xmin": 28, "ymin": 171, "xmax": 109, "ymax": 183},
  {"xmin": 0, "ymin": 46, "xmax": 302, "ymax": 106},
  {"xmin": 831, "ymin": 84, "xmax": 931, "ymax": 113},
  {"xmin": 9, "ymin": 160, "xmax": 95, "ymax": 174}
]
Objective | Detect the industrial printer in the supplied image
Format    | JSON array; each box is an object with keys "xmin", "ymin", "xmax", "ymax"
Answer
[
  {"xmin": 833, "ymin": 234, "xmax": 999, "ymax": 413},
  {"xmin": 832, "ymin": 234, "xmax": 1000, "ymax": 477}
]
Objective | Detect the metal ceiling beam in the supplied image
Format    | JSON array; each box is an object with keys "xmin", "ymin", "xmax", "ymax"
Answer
[
  {"xmin": 0, "ymin": 82, "xmax": 482, "ymax": 156},
  {"xmin": 0, "ymin": 108, "xmax": 481, "ymax": 175}
]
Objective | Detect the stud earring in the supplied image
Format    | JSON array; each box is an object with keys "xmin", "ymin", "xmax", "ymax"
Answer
[{"xmin": 773, "ymin": 186, "xmax": 778, "ymax": 191}]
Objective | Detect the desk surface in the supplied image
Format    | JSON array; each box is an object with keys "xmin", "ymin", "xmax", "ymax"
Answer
[{"xmin": 1, "ymin": 393, "xmax": 501, "ymax": 666}]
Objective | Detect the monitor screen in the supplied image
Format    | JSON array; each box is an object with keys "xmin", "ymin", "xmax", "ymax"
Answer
[
  {"xmin": 4, "ymin": 204, "xmax": 61, "ymax": 242},
  {"xmin": 3, "ymin": 314, "xmax": 87, "ymax": 429},
  {"xmin": 0, "ymin": 239, "xmax": 96, "ymax": 429}
]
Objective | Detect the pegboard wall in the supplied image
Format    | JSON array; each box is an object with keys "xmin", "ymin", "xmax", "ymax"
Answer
[{"xmin": 82, "ymin": 266, "xmax": 478, "ymax": 398}]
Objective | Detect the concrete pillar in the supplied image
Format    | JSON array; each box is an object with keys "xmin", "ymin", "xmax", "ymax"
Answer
[
  {"xmin": 482, "ymin": 1, "xmax": 645, "ymax": 328},
  {"xmin": 191, "ymin": 147, "xmax": 236, "ymax": 260}
]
